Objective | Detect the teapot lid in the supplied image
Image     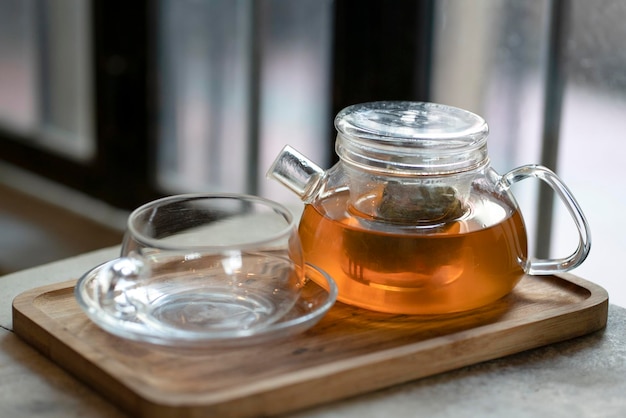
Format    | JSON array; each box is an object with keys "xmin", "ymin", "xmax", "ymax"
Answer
[{"xmin": 334, "ymin": 101, "xmax": 489, "ymax": 175}]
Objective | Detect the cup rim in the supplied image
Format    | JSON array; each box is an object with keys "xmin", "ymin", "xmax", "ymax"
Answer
[{"xmin": 125, "ymin": 193, "xmax": 298, "ymax": 251}]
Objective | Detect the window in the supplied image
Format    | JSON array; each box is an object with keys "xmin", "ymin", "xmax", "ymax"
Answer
[
  {"xmin": 156, "ymin": 0, "xmax": 334, "ymax": 206},
  {"xmin": 0, "ymin": 0, "xmax": 94, "ymax": 159},
  {"xmin": 430, "ymin": 0, "xmax": 626, "ymax": 305},
  {"xmin": 0, "ymin": 0, "xmax": 155, "ymax": 209},
  {"xmin": 430, "ymin": 0, "xmax": 549, "ymax": 255},
  {"xmin": 0, "ymin": 0, "xmax": 432, "ymax": 209},
  {"xmin": 553, "ymin": 0, "xmax": 626, "ymax": 303},
  {"xmin": 1, "ymin": 0, "xmax": 623, "ymax": 304}
]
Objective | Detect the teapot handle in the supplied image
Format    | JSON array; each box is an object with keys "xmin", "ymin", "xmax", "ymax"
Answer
[{"xmin": 500, "ymin": 164, "xmax": 591, "ymax": 275}]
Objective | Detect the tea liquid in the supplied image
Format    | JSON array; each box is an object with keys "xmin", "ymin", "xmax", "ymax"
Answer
[{"xmin": 299, "ymin": 190, "xmax": 527, "ymax": 314}]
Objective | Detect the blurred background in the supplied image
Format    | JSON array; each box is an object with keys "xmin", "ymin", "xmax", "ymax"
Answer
[{"xmin": 0, "ymin": 0, "xmax": 624, "ymax": 305}]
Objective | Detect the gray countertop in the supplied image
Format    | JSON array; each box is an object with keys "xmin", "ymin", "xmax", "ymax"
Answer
[{"xmin": 1, "ymin": 246, "xmax": 625, "ymax": 418}]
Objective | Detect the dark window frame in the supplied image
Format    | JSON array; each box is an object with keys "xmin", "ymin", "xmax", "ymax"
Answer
[{"xmin": 0, "ymin": 0, "xmax": 435, "ymax": 210}]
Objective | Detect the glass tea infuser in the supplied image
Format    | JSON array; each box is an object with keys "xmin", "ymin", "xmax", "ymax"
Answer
[{"xmin": 268, "ymin": 101, "xmax": 591, "ymax": 314}]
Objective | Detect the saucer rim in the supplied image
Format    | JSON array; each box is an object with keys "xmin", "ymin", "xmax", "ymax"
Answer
[{"xmin": 74, "ymin": 260, "xmax": 338, "ymax": 347}]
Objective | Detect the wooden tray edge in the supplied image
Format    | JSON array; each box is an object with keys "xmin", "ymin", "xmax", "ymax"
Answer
[
  {"xmin": 12, "ymin": 280, "xmax": 145, "ymax": 413},
  {"xmin": 11, "ymin": 274, "xmax": 609, "ymax": 417},
  {"xmin": 195, "ymin": 273, "xmax": 609, "ymax": 416}
]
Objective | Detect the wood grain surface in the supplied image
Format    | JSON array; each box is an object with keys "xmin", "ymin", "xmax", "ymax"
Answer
[{"xmin": 12, "ymin": 273, "xmax": 608, "ymax": 418}]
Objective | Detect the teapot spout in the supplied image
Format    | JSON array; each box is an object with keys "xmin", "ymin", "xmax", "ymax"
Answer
[{"xmin": 266, "ymin": 145, "xmax": 325, "ymax": 203}]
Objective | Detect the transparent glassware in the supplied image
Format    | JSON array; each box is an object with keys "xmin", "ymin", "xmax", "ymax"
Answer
[
  {"xmin": 75, "ymin": 193, "xmax": 338, "ymax": 346},
  {"xmin": 268, "ymin": 101, "xmax": 591, "ymax": 314}
]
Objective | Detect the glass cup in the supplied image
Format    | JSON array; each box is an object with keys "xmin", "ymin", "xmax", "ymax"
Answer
[{"xmin": 95, "ymin": 193, "xmax": 305, "ymax": 335}]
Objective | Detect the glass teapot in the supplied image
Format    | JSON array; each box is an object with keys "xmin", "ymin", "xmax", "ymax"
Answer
[{"xmin": 267, "ymin": 101, "xmax": 590, "ymax": 315}]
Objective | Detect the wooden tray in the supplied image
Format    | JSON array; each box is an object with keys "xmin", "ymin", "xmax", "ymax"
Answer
[{"xmin": 12, "ymin": 273, "xmax": 608, "ymax": 418}]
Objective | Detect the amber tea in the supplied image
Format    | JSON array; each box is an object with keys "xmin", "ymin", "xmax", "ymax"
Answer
[{"xmin": 299, "ymin": 190, "xmax": 527, "ymax": 314}]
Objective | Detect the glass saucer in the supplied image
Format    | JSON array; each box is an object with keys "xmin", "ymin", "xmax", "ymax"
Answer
[{"xmin": 75, "ymin": 261, "xmax": 338, "ymax": 347}]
